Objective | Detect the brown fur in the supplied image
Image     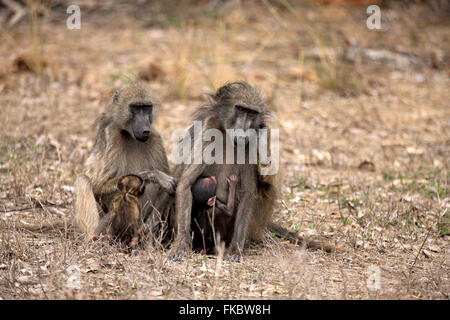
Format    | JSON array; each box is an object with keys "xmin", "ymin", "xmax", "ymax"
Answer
[
  {"xmin": 91, "ymin": 175, "xmax": 145, "ymax": 248},
  {"xmin": 191, "ymin": 175, "xmax": 238, "ymax": 253},
  {"xmin": 74, "ymin": 83, "xmax": 176, "ymax": 243},
  {"xmin": 172, "ymin": 82, "xmax": 335, "ymax": 261},
  {"xmin": 171, "ymin": 82, "xmax": 275, "ymax": 261}
]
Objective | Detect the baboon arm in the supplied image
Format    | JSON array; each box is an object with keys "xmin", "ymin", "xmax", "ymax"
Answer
[
  {"xmin": 175, "ymin": 164, "xmax": 205, "ymax": 247},
  {"xmin": 224, "ymin": 178, "xmax": 237, "ymax": 216},
  {"xmin": 214, "ymin": 199, "xmax": 231, "ymax": 216},
  {"xmin": 208, "ymin": 180, "xmax": 237, "ymax": 217},
  {"xmin": 213, "ymin": 180, "xmax": 236, "ymax": 216},
  {"xmin": 258, "ymin": 125, "xmax": 276, "ymax": 182},
  {"xmin": 229, "ymin": 192, "xmax": 255, "ymax": 257},
  {"xmin": 181, "ymin": 164, "xmax": 207, "ymax": 187},
  {"xmin": 94, "ymin": 176, "xmax": 122, "ymax": 197}
]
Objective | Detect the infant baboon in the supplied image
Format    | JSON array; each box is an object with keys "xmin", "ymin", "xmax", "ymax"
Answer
[
  {"xmin": 90, "ymin": 175, "xmax": 145, "ymax": 248},
  {"xmin": 191, "ymin": 175, "xmax": 238, "ymax": 253},
  {"xmin": 191, "ymin": 175, "xmax": 238, "ymax": 217}
]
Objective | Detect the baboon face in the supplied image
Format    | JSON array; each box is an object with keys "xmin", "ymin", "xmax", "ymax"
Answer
[
  {"xmin": 128, "ymin": 102, "xmax": 153, "ymax": 142},
  {"xmin": 232, "ymin": 105, "xmax": 260, "ymax": 133},
  {"xmin": 113, "ymin": 84, "xmax": 156, "ymax": 142},
  {"xmin": 213, "ymin": 82, "xmax": 267, "ymax": 145}
]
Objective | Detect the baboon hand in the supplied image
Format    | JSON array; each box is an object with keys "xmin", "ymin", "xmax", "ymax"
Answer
[
  {"xmin": 207, "ymin": 196, "xmax": 216, "ymax": 207},
  {"xmin": 137, "ymin": 170, "xmax": 177, "ymax": 194},
  {"xmin": 156, "ymin": 172, "xmax": 177, "ymax": 194},
  {"xmin": 227, "ymin": 174, "xmax": 238, "ymax": 187}
]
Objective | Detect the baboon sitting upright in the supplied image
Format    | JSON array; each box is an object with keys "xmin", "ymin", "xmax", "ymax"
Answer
[
  {"xmin": 74, "ymin": 83, "xmax": 176, "ymax": 243},
  {"xmin": 172, "ymin": 81, "xmax": 276, "ymax": 261},
  {"xmin": 172, "ymin": 82, "xmax": 335, "ymax": 261}
]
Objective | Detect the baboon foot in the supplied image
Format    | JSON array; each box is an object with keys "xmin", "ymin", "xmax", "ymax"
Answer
[{"xmin": 226, "ymin": 253, "xmax": 242, "ymax": 262}]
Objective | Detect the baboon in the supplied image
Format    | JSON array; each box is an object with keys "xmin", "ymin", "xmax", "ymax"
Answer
[
  {"xmin": 74, "ymin": 83, "xmax": 176, "ymax": 243},
  {"xmin": 191, "ymin": 174, "xmax": 238, "ymax": 253},
  {"xmin": 172, "ymin": 82, "xmax": 335, "ymax": 261},
  {"xmin": 191, "ymin": 175, "xmax": 237, "ymax": 217},
  {"xmin": 90, "ymin": 174, "xmax": 145, "ymax": 248}
]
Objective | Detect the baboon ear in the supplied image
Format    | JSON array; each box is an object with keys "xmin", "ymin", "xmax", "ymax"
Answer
[
  {"xmin": 113, "ymin": 90, "xmax": 120, "ymax": 104},
  {"xmin": 214, "ymin": 83, "xmax": 230, "ymax": 101},
  {"xmin": 117, "ymin": 176, "xmax": 125, "ymax": 192}
]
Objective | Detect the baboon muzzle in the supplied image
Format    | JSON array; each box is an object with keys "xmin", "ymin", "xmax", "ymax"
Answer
[
  {"xmin": 133, "ymin": 122, "xmax": 151, "ymax": 142},
  {"xmin": 135, "ymin": 129, "xmax": 150, "ymax": 142}
]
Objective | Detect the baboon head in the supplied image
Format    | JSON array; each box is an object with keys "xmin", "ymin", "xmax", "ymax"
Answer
[
  {"xmin": 117, "ymin": 174, "xmax": 145, "ymax": 197},
  {"xmin": 191, "ymin": 176, "xmax": 217, "ymax": 205},
  {"xmin": 112, "ymin": 175, "xmax": 145, "ymax": 244},
  {"xmin": 207, "ymin": 82, "xmax": 269, "ymax": 144},
  {"xmin": 112, "ymin": 83, "xmax": 157, "ymax": 142}
]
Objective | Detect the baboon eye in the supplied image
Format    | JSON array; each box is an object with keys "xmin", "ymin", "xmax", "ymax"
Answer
[
  {"xmin": 130, "ymin": 104, "xmax": 153, "ymax": 113},
  {"xmin": 235, "ymin": 105, "xmax": 248, "ymax": 113},
  {"xmin": 235, "ymin": 105, "xmax": 258, "ymax": 116}
]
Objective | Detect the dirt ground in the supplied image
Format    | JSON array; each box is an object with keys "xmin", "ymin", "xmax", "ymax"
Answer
[{"xmin": 0, "ymin": 1, "xmax": 449, "ymax": 299}]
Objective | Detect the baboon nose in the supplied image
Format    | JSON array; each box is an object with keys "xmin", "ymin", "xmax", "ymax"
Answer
[{"xmin": 135, "ymin": 130, "xmax": 151, "ymax": 142}]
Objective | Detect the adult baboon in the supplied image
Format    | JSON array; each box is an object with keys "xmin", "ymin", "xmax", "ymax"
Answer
[
  {"xmin": 172, "ymin": 82, "xmax": 334, "ymax": 261},
  {"xmin": 74, "ymin": 83, "xmax": 176, "ymax": 243}
]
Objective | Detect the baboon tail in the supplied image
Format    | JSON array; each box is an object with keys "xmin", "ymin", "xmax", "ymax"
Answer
[
  {"xmin": 267, "ymin": 222, "xmax": 337, "ymax": 253},
  {"xmin": 74, "ymin": 174, "xmax": 100, "ymax": 236},
  {"xmin": 16, "ymin": 220, "xmax": 72, "ymax": 233}
]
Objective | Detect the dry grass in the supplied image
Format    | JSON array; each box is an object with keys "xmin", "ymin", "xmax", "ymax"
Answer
[{"xmin": 0, "ymin": 1, "xmax": 449, "ymax": 299}]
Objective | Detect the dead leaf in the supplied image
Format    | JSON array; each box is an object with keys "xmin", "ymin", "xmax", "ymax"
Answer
[
  {"xmin": 47, "ymin": 207, "xmax": 66, "ymax": 216},
  {"xmin": 330, "ymin": 212, "xmax": 341, "ymax": 219},
  {"xmin": 406, "ymin": 146, "xmax": 425, "ymax": 155},
  {"xmin": 357, "ymin": 160, "xmax": 375, "ymax": 171},
  {"xmin": 355, "ymin": 240, "xmax": 363, "ymax": 248},
  {"xmin": 137, "ymin": 63, "xmax": 165, "ymax": 82},
  {"xmin": 82, "ymin": 259, "xmax": 100, "ymax": 273},
  {"xmin": 427, "ymin": 245, "xmax": 440, "ymax": 253},
  {"xmin": 422, "ymin": 249, "xmax": 432, "ymax": 258},
  {"xmin": 11, "ymin": 54, "xmax": 48, "ymax": 74},
  {"xmin": 25, "ymin": 186, "xmax": 55, "ymax": 206}
]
